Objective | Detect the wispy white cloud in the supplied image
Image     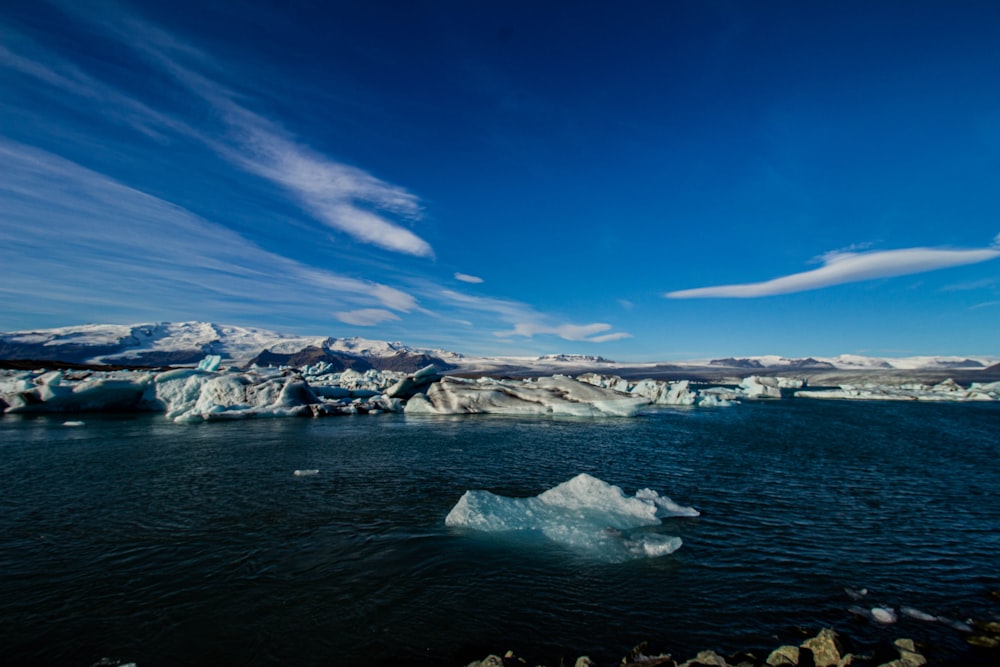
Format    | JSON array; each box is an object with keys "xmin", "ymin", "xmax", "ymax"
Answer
[
  {"xmin": 495, "ymin": 322, "xmax": 632, "ymax": 343},
  {"xmin": 209, "ymin": 106, "xmax": 432, "ymax": 257},
  {"xmin": 939, "ymin": 277, "xmax": 998, "ymax": 292},
  {"xmin": 120, "ymin": 18, "xmax": 435, "ymax": 257},
  {"xmin": 0, "ymin": 41, "xmax": 193, "ymax": 141},
  {"xmin": 334, "ymin": 309, "xmax": 401, "ymax": 326},
  {"xmin": 436, "ymin": 289, "xmax": 631, "ymax": 344},
  {"xmin": 666, "ymin": 240, "xmax": 1000, "ymax": 299},
  {"xmin": 0, "ymin": 10, "xmax": 433, "ymax": 258},
  {"xmin": 0, "ymin": 140, "xmax": 419, "ymax": 326},
  {"xmin": 454, "ymin": 272, "xmax": 484, "ymax": 284}
]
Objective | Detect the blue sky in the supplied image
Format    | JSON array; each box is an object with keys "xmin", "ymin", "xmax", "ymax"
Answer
[{"xmin": 1, "ymin": 0, "xmax": 999, "ymax": 360}]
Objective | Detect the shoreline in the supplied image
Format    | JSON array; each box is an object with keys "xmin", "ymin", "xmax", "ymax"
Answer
[{"xmin": 462, "ymin": 622, "xmax": 1000, "ymax": 667}]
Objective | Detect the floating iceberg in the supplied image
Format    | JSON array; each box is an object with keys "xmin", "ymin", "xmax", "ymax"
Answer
[
  {"xmin": 405, "ymin": 375, "xmax": 648, "ymax": 417},
  {"xmin": 1, "ymin": 369, "xmax": 154, "ymax": 413},
  {"xmin": 576, "ymin": 373, "xmax": 699, "ymax": 406},
  {"xmin": 795, "ymin": 378, "xmax": 998, "ymax": 402},
  {"xmin": 901, "ymin": 606, "xmax": 937, "ymax": 622},
  {"xmin": 445, "ymin": 473, "xmax": 697, "ymax": 562},
  {"xmin": 574, "ymin": 373, "xmax": 802, "ymax": 406},
  {"xmin": 871, "ymin": 606, "xmax": 898, "ymax": 624}
]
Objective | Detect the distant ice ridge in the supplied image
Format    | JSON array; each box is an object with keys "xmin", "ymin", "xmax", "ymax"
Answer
[
  {"xmin": 444, "ymin": 473, "xmax": 697, "ymax": 562},
  {"xmin": 0, "ymin": 363, "xmax": 409, "ymax": 421},
  {"xmin": 795, "ymin": 378, "xmax": 1000, "ymax": 402},
  {"xmin": 2, "ymin": 361, "xmax": 996, "ymax": 420},
  {"xmin": 575, "ymin": 373, "xmax": 804, "ymax": 406},
  {"xmin": 0, "ymin": 364, "xmax": 650, "ymax": 420},
  {"xmin": 404, "ymin": 375, "xmax": 649, "ymax": 416}
]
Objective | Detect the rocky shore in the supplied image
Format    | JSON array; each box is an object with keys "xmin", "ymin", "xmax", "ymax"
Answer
[{"xmin": 464, "ymin": 622, "xmax": 1000, "ymax": 667}]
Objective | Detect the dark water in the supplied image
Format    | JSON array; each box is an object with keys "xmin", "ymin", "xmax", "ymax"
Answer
[{"xmin": 1, "ymin": 400, "xmax": 999, "ymax": 666}]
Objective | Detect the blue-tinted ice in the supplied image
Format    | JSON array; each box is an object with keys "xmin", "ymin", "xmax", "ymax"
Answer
[{"xmin": 445, "ymin": 473, "xmax": 698, "ymax": 562}]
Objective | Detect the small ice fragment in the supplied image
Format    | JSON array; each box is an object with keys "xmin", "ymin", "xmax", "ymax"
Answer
[
  {"xmin": 844, "ymin": 587, "xmax": 869, "ymax": 600},
  {"xmin": 901, "ymin": 606, "xmax": 937, "ymax": 622},
  {"xmin": 636, "ymin": 488, "xmax": 700, "ymax": 517},
  {"xmin": 871, "ymin": 606, "xmax": 898, "ymax": 624},
  {"xmin": 937, "ymin": 616, "xmax": 974, "ymax": 632},
  {"xmin": 848, "ymin": 605, "xmax": 872, "ymax": 620},
  {"xmin": 197, "ymin": 354, "xmax": 222, "ymax": 372},
  {"xmin": 293, "ymin": 469, "xmax": 319, "ymax": 477},
  {"xmin": 623, "ymin": 534, "xmax": 683, "ymax": 558},
  {"xmin": 62, "ymin": 420, "xmax": 85, "ymax": 427}
]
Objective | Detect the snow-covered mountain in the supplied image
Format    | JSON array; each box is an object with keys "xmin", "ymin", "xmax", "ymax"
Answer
[
  {"xmin": 0, "ymin": 321, "xmax": 995, "ymax": 374},
  {"xmin": 0, "ymin": 322, "xmax": 462, "ymax": 372},
  {"xmin": 705, "ymin": 354, "xmax": 993, "ymax": 371}
]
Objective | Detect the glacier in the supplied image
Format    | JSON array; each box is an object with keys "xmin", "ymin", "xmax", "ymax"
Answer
[{"xmin": 444, "ymin": 473, "xmax": 698, "ymax": 562}]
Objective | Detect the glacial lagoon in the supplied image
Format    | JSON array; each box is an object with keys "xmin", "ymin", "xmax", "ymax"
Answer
[{"xmin": 1, "ymin": 399, "xmax": 998, "ymax": 665}]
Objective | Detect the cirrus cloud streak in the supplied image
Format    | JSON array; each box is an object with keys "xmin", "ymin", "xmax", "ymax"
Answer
[
  {"xmin": 666, "ymin": 241, "xmax": 1000, "ymax": 299},
  {"xmin": 495, "ymin": 322, "xmax": 632, "ymax": 343}
]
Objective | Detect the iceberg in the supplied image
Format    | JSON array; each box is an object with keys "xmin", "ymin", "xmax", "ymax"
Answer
[
  {"xmin": 871, "ymin": 606, "xmax": 898, "ymax": 624},
  {"xmin": 575, "ymin": 372, "xmax": 805, "ymax": 406},
  {"xmin": 444, "ymin": 473, "xmax": 697, "ymax": 562},
  {"xmin": 795, "ymin": 378, "xmax": 998, "ymax": 402},
  {"xmin": 405, "ymin": 375, "xmax": 648, "ymax": 417},
  {"xmin": 2, "ymin": 370, "xmax": 154, "ymax": 413},
  {"xmin": 900, "ymin": 606, "xmax": 937, "ymax": 622},
  {"xmin": 576, "ymin": 373, "xmax": 699, "ymax": 406},
  {"xmin": 197, "ymin": 354, "xmax": 222, "ymax": 372}
]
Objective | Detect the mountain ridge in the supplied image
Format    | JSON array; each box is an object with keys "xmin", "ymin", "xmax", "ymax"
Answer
[{"xmin": 0, "ymin": 321, "xmax": 996, "ymax": 374}]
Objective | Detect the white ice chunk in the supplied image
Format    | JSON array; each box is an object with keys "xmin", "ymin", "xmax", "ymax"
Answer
[
  {"xmin": 152, "ymin": 368, "xmax": 315, "ymax": 422},
  {"xmin": 576, "ymin": 374, "xmax": 701, "ymax": 406},
  {"xmin": 3, "ymin": 374, "xmax": 152, "ymax": 413},
  {"xmin": 624, "ymin": 533, "xmax": 683, "ymax": 558},
  {"xmin": 635, "ymin": 487, "xmax": 701, "ymax": 517},
  {"xmin": 697, "ymin": 394, "xmax": 737, "ymax": 407},
  {"xmin": 197, "ymin": 354, "xmax": 222, "ymax": 372},
  {"xmin": 937, "ymin": 616, "xmax": 974, "ymax": 633},
  {"xmin": 796, "ymin": 377, "xmax": 997, "ymax": 402},
  {"xmin": 445, "ymin": 473, "xmax": 693, "ymax": 562},
  {"xmin": 901, "ymin": 606, "xmax": 937, "ymax": 622},
  {"xmin": 407, "ymin": 375, "xmax": 648, "ymax": 417},
  {"xmin": 871, "ymin": 606, "xmax": 898, "ymax": 624},
  {"xmin": 844, "ymin": 587, "xmax": 869, "ymax": 600},
  {"xmin": 739, "ymin": 376, "xmax": 783, "ymax": 399}
]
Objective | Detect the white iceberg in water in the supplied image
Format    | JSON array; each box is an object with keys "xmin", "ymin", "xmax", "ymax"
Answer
[
  {"xmin": 405, "ymin": 375, "xmax": 648, "ymax": 417},
  {"xmin": 445, "ymin": 473, "xmax": 697, "ymax": 562}
]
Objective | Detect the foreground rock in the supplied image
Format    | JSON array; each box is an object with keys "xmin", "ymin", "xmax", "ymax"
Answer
[{"xmin": 464, "ymin": 628, "xmax": 933, "ymax": 667}]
